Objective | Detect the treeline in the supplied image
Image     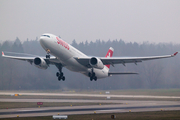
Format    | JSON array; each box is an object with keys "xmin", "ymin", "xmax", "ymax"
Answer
[{"xmin": 0, "ymin": 38, "xmax": 180, "ymax": 90}]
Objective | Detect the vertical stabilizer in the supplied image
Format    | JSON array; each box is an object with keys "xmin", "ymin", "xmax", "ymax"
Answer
[
  {"xmin": 2, "ymin": 51, "xmax": 4, "ymax": 56},
  {"xmin": 105, "ymin": 47, "xmax": 114, "ymax": 69}
]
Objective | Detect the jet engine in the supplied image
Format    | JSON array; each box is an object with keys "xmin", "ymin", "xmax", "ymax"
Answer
[
  {"xmin": 34, "ymin": 57, "xmax": 48, "ymax": 69},
  {"xmin": 89, "ymin": 57, "xmax": 104, "ymax": 69}
]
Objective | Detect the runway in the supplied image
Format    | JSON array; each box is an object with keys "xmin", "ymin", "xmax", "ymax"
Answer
[
  {"xmin": 0, "ymin": 104, "xmax": 180, "ymax": 117},
  {"xmin": 0, "ymin": 92, "xmax": 180, "ymax": 118},
  {"xmin": 0, "ymin": 92, "xmax": 180, "ymax": 99}
]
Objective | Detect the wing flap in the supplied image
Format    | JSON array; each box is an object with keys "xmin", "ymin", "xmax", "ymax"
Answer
[{"xmin": 74, "ymin": 57, "xmax": 91, "ymax": 67}]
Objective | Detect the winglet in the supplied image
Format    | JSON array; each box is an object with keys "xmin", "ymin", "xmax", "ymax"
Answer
[
  {"xmin": 2, "ymin": 51, "xmax": 4, "ymax": 56},
  {"xmin": 171, "ymin": 52, "xmax": 178, "ymax": 57}
]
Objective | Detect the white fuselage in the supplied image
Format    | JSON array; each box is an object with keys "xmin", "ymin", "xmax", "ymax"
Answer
[{"xmin": 39, "ymin": 34, "xmax": 109, "ymax": 79}]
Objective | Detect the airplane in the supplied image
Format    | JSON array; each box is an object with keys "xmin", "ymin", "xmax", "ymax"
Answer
[{"xmin": 1, "ymin": 33, "xmax": 179, "ymax": 81}]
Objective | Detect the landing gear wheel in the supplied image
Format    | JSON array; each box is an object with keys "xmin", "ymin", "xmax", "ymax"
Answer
[
  {"xmin": 88, "ymin": 73, "xmax": 91, "ymax": 77},
  {"xmin": 56, "ymin": 72, "xmax": 60, "ymax": 77},
  {"xmin": 62, "ymin": 76, "xmax": 65, "ymax": 81},
  {"xmin": 46, "ymin": 54, "xmax": 50, "ymax": 59},
  {"xmin": 58, "ymin": 76, "xmax": 61, "ymax": 81},
  {"xmin": 89, "ymin": 69, "xmax": 97, "ymax": 81},
  {"xmin": 57, "ymin": 74, "xmax": 64, "ymax": 81}
]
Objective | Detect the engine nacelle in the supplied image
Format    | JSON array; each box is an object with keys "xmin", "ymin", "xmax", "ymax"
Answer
[
  {"xmin": 89, "ymin": 57, "xmax": 104, "ymax": 69},
  {"xmin": 34, "ymin": 57, "xmax": 48, "ymax": 69}
]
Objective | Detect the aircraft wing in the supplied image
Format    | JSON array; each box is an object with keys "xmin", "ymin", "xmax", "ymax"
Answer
[
  {"xmin": 1, "ymin": 51, "xmax": 60, "ymax": 65},
  {"xmin": 100, "ymin": 52, "xmax": 178, "ymax": 66},
  {"xmin": 74, "ymin": 52, "xmax": 178, "ymax": 67}
]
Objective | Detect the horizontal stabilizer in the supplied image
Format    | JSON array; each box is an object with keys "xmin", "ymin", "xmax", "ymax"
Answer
[{"xmin": 108, "ymin": 72, "xmax": 138, "ymax": 76}]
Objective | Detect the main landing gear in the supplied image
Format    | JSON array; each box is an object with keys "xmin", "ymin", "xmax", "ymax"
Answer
[
  {"xmin": 56, "ymin": 72, "xmax": 65, "ymax": 81},
  {"xmin": 89, "ymin": 68, "xmax": 97, "ymax": 81},
  {"xmin": 55, "ymin": 64, "xmax": 65, "ymax": 81}
]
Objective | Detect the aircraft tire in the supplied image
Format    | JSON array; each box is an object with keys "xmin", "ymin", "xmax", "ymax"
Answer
[
  {"xmin": 94, "ymin": 77, "xmax": 97, "ymax": 81},
  {"xmin": 88, "ymin": 73, "xmax": 91, "ymax": 77},
  {"xmin": 56, "ymin": 72, "xmax": 59, "ymax": 77},
  {"xmin": 58, "ymin": 76, "xmax": 61, "ymax": 81},
  {"xmin": 62, "ymin": 76, "xmax": 65, "ymax": 81},
  {"xmin": 46, "ymin": 55, "xmax": 50, "ymax": 59}
]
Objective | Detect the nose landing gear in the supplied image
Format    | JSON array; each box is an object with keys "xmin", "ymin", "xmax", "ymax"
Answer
[
  {"xmin": 46, "ymin": 49, "xmax": 51, "ymax": 59},
  {"xmin": 46, "ymin": 54, "xmax": 50, "ymax": 59}
]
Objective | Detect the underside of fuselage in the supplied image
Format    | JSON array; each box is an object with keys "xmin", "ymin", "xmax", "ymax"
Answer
[{"xmin": 64, "ymin": 60, "xmax": 109, "ymax": 79}]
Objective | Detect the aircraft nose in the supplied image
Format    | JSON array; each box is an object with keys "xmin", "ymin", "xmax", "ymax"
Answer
[
  {"xmin": 39, "ymin": 36, "xmax": 45, "ymax": 44},
  {"xmin": 39, "ymin": 35, "xmax": 50, "ymax": 44},
  {"xmin": 39, "ymin": 37, "xmax": 45, "ymax": 46},
  {"xmin": 39, "ymin": 35, "xmax": 50, "ymax": 49}
]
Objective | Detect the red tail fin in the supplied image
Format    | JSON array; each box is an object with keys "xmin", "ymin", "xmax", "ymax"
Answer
[
  {"xmin": 105, "ymin": 47, "xmax": 114, "ymax": 69},
  {"xmin": 2, "ymin": 51, "xmax": 4, "ymax": 56}
]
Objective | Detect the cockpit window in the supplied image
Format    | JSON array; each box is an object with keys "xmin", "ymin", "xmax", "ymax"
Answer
[{"xmin": 41, "ymin": 35, "xmax": 50, "ymax": 38}]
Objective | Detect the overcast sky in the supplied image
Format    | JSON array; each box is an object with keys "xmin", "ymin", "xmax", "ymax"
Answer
[{"xmin": 0, "ymin": 0, "xmax": 180, "ymax": 44}]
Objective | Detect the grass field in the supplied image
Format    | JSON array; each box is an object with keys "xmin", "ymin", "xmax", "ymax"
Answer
[
  {"xmin": 0, "ymin": 102, "xmax": 116, "ymax": 109},
  {"xmin": 1, "ymin": 95, "xmax": 179, "ymax": 101},
  {"xmin": 1, "ymin": 111, "xmax": 180, "ymax": 120}
]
